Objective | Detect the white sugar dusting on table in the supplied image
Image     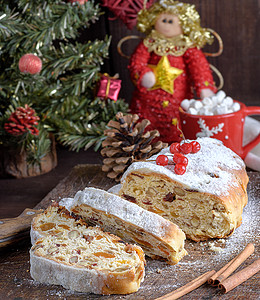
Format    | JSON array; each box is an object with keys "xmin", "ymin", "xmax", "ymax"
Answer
[{"xmin": 141, "ymin": 173, "xmax": 259, "ymax": 295}]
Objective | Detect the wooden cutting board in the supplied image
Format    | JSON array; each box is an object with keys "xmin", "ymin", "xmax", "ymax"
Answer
[{"xmin": 0, "ymin": 165, "xmax": 259, "ymax": 300}]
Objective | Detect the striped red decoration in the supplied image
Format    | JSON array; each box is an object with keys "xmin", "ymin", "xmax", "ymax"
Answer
[{"xmin": 101, "ymin": 0, "xmax": 154, "ymax": 29}]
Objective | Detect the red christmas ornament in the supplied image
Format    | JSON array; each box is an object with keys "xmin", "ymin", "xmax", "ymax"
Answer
[
  {"xmin": 97, "ymin": 74, "xmax": 121, "ymax": 101},
  {"xmin": 4, "ymin": 104, "xmax": 40, "ymax": 136},
  {"xmin": 68, "ymin": 0, "xmax": 88, "ymax": 4},
  {"xmin": 101, "ymin": 0, "xmax": 153, "ymax": 30},
  {"xmin": 19, "ymin": 54, "xmax": 42, "ymax": 75}
]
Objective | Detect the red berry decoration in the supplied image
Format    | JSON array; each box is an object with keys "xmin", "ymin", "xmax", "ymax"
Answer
[
  {"xmin": 180, "ymin": 142, "xmax": 192, "ymax": 154},
  {"xmin": 4, "ymin": 104, "xmax": 40, "ymax": 136},
  {"xmin": 19, "ymin": 54, "xmax": 42, "ymax": 75},
  {"xmin": 172, "ymin": 153, "xmax": 188, "ymax": 166},
  {"xmin": 170, "ymin": 142, "xmax": 180, "ymax": 154},
  {"xmin": 156, "ymin": 155, "xmax": 169, "ymax": 166},
  {"xmin": 154, "ymin": 140, "xmax": 201, "ymax": 175},
  {"xmin": 190, "ymin": 141, "xmax": 201, "ymax": 153},
  {"xmin": 174, "ymin": 163, "xmax": 186, "ymax": 175}
]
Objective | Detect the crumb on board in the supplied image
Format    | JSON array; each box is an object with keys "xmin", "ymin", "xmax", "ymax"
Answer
[{"xmin": 208, "ymin": 241, "xmax": 224, "ymax": 252}]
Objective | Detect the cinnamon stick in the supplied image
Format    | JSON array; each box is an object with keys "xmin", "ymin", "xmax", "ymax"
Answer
[
  {"xmin": 155, "ymin": 270, "xmax": 216, "ymax": 300},
  {"xmin": 219, "ymin": 258, "xmax": 260, "ymax": 293},
  {"xmin": 214, "ymin": 243, "xmax": 255, "ymax": 285},
  {"xmin": 208, "ymin": 257, "xmax": 235, "ymax": 285}
]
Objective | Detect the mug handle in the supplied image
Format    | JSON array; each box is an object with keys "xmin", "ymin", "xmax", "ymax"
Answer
[{"xmin": 243, "ymin": 106, "xmax": 260, "ymax": 158}]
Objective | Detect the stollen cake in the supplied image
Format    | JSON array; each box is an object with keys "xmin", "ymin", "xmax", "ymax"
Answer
[
  {"xmin": 60, "ymin": 187, "xmax": 187, "ymax": 264},
  {"xmin": 117, "ymin": 138, "xmax": 248, "ymax": 241},
  {"xmin": 30, "ymin": 204, "xmax": 145, "ymax": 295}
]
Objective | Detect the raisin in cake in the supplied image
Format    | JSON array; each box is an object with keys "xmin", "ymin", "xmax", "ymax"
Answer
[
  {"xmin": 30, "ymin": 204, "xmax": 145, "ymax": 295},
  {"xmin": 118, "ymin": 138, "xmax": 248, "ymax": 241},
  {"xmin": 60, "ymin": 187, "xmax": 187, "ymax": 264}
]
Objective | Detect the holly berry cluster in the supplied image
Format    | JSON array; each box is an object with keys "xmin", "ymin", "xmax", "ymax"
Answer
[
  {"xmin": 4, "ymin": 104, "xmax": 40, "ymax": 136},
  {"xmin": 156, "ymin": 141, "xmax": 201, "ymax": 175}
]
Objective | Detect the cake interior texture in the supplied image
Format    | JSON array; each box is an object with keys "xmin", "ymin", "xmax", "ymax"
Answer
[
  {"xmin": 118, "ymin": 138, "xmax": 248, "ymax": 241},
  {"xmin": 30, "ymin": 205, "xmax": 145, "ymax": 294},
  {"xmin": 59, "ymin": 187, "xmax": 187, "ymax": 264}
]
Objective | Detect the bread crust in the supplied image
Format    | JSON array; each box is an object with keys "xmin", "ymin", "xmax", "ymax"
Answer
[
  {"xmin": 60, "ymin": 187, "xmax": 187, "ymax": 264},
  {"xmin": 118, "ymin": 138, "xmax": 248, "ymax": 241},
  {"xmin": 30, "ymin": 246, "xmax": 144, "ymax": 295}
]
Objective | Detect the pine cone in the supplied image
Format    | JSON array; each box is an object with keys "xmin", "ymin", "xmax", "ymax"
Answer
[
  {"xmin": 4, "ymin": 104, "xmax": 40, "ymax": 136},
  {"xmin": 101, "ymin": 112, "xmax": 168, "ymax": 182}
]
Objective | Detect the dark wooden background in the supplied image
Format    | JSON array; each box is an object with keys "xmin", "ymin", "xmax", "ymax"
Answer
[{"xmin": 89, "ymin": 0, "xmax": 260, "ymax": 107}]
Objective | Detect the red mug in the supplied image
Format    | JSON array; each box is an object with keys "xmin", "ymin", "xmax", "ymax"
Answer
[{"xmin": 179, "ymin": 100, "xmax": 260, "ymax": 159}]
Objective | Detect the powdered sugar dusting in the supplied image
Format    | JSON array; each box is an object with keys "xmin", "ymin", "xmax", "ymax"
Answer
[
  {"xmin": 141, "ymin": 185, "xmax": 259, "ymax": 296},
  {"xmin": 121, "ymin": 138, "xmax": 245, "ymax": 196},
  {"xmin": 59, "ymin": 197, "xmax": 74, "ymax": 210},
  {"xmin": 64, "ymin": 187, "xmax": 185, "ymax": 242}
]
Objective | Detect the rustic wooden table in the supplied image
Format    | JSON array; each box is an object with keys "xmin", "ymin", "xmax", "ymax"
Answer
[{"xmin": 0, "ymin": 149, "xmax": 259, "ymax": 300}]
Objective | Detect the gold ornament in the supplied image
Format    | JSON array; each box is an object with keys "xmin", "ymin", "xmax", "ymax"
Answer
[
  {"xmin": 148, "ymin": 56, "xmax": 183, "ymax": 94},
  {"xmin": 143, "ymin": 30, "xmax": 189, "ymax": 56}
]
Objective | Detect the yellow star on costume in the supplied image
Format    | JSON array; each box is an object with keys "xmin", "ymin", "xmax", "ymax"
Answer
[
  {"xmin": 172, "ymin": 118, "xmax": 178, "ymax": 126},
  {"xmin": 162, "ymin": 100, "xmax": 169, "ymax": 108},
  {"xmin": 148, "ymin": 56, "xmax": 183, "ymax": 94}
]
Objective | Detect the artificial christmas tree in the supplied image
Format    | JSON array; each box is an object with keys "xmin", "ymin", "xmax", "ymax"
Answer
[{"xmin": 0, "ymin": 0, "xmax": 128, "ymax": 177}]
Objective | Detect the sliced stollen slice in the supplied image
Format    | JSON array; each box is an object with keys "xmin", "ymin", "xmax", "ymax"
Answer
[
  {"xmin": 60, "ymin": 187, "xmax": 187, "ymax": 265},
  {"xmin": 30, "ymin": 204, "xmax": 145, "ymax": 295}
]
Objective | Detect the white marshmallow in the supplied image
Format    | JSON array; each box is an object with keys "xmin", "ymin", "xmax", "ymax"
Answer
[
  {"xmin": 202, "ymin": 97, "xmax": 213, "ymax": 106},
  {"xmin": 181, "ymin": 92, "xmax": 236, "ymax": 116},
  {"xmin": 216, "ymin": 90, "xmax": 226, "ymax": 102},
  {"xmin": 232, "ymin": 102, "xmax": 241, "ymax": 112},
  {"xmin": 199, "ymin": 107, "xmax": 213, "ymax": 115},
  {"xmin": 214, "ymin": 105, "xmax": 229, "ymax": 115},
  {"xmin": 222, "ymin": 96, "xmax": 233, "ymax": 107},
  {"xmin": 207, "ymin": 111, "xmax": 214, "ymax": 116},
  {"xmin": 187, "ymin": 107, "xmax": 198, "ymax": 115},
  {"xmin": 180, "ymin": 99, "xmax": 190, "ymax": 111},
  {"xmin": 190, "ymin": 100, "xmax": 203, "ymax": 110},
  {"xmin": 211, "ymin": 96, "xmax": 219, "ymax": 106}
]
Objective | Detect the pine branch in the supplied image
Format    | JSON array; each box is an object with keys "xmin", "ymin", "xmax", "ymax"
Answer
[
  {"xmin": 1, "ymin": 0, "xmax": 102, "ymax": 55},
  {"xmin": 56, "ymin": 122, "xmax": 107, "ymax": 152},
  {"xmin": 0, "ymin": 9, "xmax": 24, "ymax": 40},
  {"xmin": 26, "ymin": 127, "xmax": 52, "ymax": 165},
  {"xmin": 50, "ymin": 98, "xmax": 129, "ymax": 151},
  {"xmin": 42, "ymin": 37, "xmax": 111, "ymax": 81}
]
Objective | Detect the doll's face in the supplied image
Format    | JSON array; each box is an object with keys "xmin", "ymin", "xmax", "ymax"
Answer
[{"xmin": 154, "ymin": 13, "xmax": 182, "ymax": 38}]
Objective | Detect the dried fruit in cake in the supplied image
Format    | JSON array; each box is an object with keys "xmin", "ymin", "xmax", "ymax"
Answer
[
  {"xmin": 118, "ymin": 138, "xmax": 248, "ymax": 241},
  {"xmin": 60, "ymin": 187, "xmax": 187, "ymax": 265},
  {"xmin": 30, "ymin": 204, "xmax": 145, "ymax": 295}
]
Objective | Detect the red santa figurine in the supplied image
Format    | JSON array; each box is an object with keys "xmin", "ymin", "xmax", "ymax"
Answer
[{"xmin": 128, "ymin": 0, "xmax": 217, "ymax": 143}]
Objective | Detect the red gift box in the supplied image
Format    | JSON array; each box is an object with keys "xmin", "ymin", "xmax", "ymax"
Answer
[{"xmin": 97, "ymin": 74, "xmax": 121, "ymax": 101}]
